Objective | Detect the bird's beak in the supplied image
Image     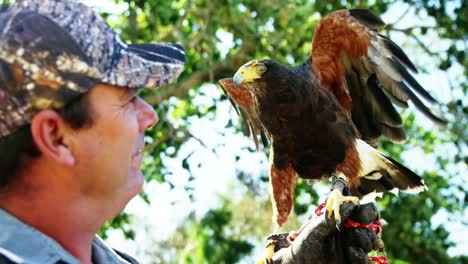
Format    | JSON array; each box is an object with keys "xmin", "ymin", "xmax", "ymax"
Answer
[
  {"xmin": 233, "ymin": 71, "xmax": 245, "ymax": 89},
  {"xmin": 233, "ymin": 63, "xmax": 262, "ymax": 89}
]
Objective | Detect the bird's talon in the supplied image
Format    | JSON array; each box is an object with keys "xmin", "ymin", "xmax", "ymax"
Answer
[
  {"xmin": 324, "ymin": 189, "xmax": 359, "ymax": 226},
  {"xmin": 336, "ymin": 222, "xmax": 341, "ymax": 231},
  {"xmin": 256, "ymin": 243, "xmax": 275, "ymax": 264}
]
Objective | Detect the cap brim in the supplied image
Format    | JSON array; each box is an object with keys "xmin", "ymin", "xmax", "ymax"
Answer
[{"xmin": 104, "ymin": 43, "xmax": 185, "ymax": 89}]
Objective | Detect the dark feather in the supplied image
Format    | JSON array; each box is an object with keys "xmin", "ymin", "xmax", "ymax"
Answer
[
  {"xmin": 377, "ymin": 34, "xmax": 418, "ymax": 73},
  {"xmin": 367, "ymin": 74, "xmax": 403, "ymax": 127},
  {"xmin": 389, "ymin": 57, "xmax": 438, "ymax": 104},
  {"xmin": 400, "ymin": 82, "xmax": 448, "ymax": 126},
  {"xmin": 346, "ymin": 63, "xmax": 407, "ymax": 146},
  {"xmin": 260, "ymin": 130, "xmax": 269, "ymax": 148},
  {"xmin": 347, "ymin": 72, "xmax": 381, "ymax": 146},
  {"xmin": 381, "ymin": 88, "xmax": 409, "ymax": 108},
  {"xmin": 380, "ymin": 124, "xmax": 406, "ymax": 143},
  {"xmin": 228, "ymin": 97, "xmax": 240, "ymax": 116},
  {"xmin": 348, "ymin": 9, "xmax": 386, "ymax": 30},
  {"xmin": 238, "ymin": 108, "xmax": 251, "ymax": 137},
  {"xmin": 351, "ymin": 143, "xmax": 426, "ymax": 197}
]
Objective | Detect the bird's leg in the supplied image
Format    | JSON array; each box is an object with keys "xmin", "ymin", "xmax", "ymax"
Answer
[
  {"xmin": 257, "ymin": 162, "xmax": 297, "ymax": 264},
  {"xmin": 285, "ymin": 176, "xmax": 350, "ymax": 241},
  {"xmin": 324, "ymin": 174, "xmax": 359, "ymax": 226},
  {"xmin": 271, "ymin": 175, "xmax": 358, "ymax": 248}
]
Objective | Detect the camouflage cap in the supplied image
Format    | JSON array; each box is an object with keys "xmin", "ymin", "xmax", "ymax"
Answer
[{"xmin": 0, "ymin": 0, "xmax": 185, "ymax": 137}]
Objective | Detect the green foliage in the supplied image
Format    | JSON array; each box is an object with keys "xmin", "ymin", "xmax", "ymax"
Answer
[
  {"xmin": 178, "ymin": 204, "xmax": 254, "ymax": 264},
  {"xmin": 98, "ymin": 212, "xmax": 135, "ymax": 240},
  {"xmin": 293, "ymin": 178, "xmax": 320, "ymax": 215}
]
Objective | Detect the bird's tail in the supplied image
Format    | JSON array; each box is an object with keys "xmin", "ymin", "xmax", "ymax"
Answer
[{"xmin": 350, "ymin": 139, "xmax": 428, "ymax": 198}]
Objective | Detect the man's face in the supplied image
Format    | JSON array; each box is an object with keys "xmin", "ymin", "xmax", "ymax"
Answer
[{"xmin": 71, "ymin": 83, "xmax": 158, "ymax": 207}]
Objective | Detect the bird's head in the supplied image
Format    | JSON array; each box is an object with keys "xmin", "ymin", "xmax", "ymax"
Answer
[
  {"xmin": 233, "ymin": 60, "xmax": 267, "ymax": 88},
  {"xmin": 233, "ymin": 59, "xmax": 281, "ymax": 94}
]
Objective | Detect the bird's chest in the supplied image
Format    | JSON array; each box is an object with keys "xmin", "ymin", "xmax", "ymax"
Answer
[
  {"xmin": 255, "ymin": 92, "xmax": 316, "ymax": 141},
  {"xmin": 256, "ymin": 87, "xmax": 307, "ymax": 125}
]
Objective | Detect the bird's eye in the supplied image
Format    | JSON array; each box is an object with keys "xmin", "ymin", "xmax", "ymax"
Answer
[{"xmin": 257, "ymin": 64, "xmax": 266, "ymax": 73}]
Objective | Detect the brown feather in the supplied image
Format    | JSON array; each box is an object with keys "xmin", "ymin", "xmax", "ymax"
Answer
[
  {"xmin": 311, "ymin": 9, "xmax": 446, "ymax": 145},
  {"xmin": 336, "ymin": 146, "xmax": 362, "ymax": 184},
  {"xmin": 269, "ymin": 161, "xmax": 297, "ymax": 229},
  {"xmin": 311, "ymin": 9, "xmax": 371, "ymax": 112},
  {"xmin": 218, "ymin": 78, "xmax": 268, "ymax": 150},
  {"xmin": 219, "ymin": 78, "xmax": 254, "ymax": 109}
]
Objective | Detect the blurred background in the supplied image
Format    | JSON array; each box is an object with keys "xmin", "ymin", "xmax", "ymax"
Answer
[{"xmin": 13, "ymin": 0, "xmax": 468, "ymax": 263}]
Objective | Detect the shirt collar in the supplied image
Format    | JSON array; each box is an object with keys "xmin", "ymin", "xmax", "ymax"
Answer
[
  {"xmin": 0, "ymin": 208, "xmax": 80, "ymax": 264},
  {"xmin": 0, "ymin": 209, "xmax": 131, "ymax": 264}
]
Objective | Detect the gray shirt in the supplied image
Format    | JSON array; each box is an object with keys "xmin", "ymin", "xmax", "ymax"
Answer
[{"xmin": 0, "ymin": 209, "xmax": 137, "ymax": 264}]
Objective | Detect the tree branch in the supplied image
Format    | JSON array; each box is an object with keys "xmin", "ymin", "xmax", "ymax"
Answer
[
  {"xmin": 143, "ymin": 127, "xmax": 186, "ymax": 153},
  {"xmin": 143, "ymin": 127, "xmax": 217, "ymax": 156},
  {"xmin": 387, "ymin": 27, "xmax": 438, "ymax": 56},
  {"xmin": 388, "ymin": 6, "xmax": 412, "ymax": 25}
]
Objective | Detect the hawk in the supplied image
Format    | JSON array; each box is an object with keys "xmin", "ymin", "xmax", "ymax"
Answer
[{"xmin": 219, "ymin": 8, "xmax": 446, "ymax": 259}]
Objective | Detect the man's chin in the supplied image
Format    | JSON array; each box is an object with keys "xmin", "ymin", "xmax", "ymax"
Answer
[
  {"xmin": 116, "ymin": 172, "xmax": 144, "ymax": 213},
  {"xmin": 131, "ymin": 170, "xmax": 145, "ymax": 193}
]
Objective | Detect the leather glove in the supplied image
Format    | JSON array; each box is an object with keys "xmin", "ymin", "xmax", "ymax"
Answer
[{"xmin": 270, "ymin": 202, "xmax": 382, "ymax": 264}]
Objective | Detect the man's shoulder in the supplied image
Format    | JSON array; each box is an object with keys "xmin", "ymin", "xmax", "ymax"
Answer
[
  {"xmin": 0, "ymin": 241, "xmax": 141, "ymax": 264},
  {"xmin": 112, "ymin": 249, "xmax": 140, "ymax": 264},
  {"xmin": 92, "ymin": 236, "xmax": 140, "ymax": 264},
  {"xmin": 0, "ymin": 248, "xmax": 23, "ymax": 264}
]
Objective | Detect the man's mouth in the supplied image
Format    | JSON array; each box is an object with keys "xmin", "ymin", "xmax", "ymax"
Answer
[
  {"xmin": 132, "ymin": 148, "xmax": 143, "ymax": 158},
  {"xmin": 133, "ymin": 135, "xmax": 145, "ymax": 160},
  {"xmin": 131, "ymin": 148, "xmax": 144, "ymax": 171}
]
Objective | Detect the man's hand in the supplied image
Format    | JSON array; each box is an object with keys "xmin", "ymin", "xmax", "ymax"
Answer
[{"xmin": 270, "ymin": 202, "xmax": 382, "ymax": 264}]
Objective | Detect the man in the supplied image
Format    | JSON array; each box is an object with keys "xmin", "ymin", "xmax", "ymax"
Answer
[
  {"xmin": 0, "ymin": 0, "xmax": 380, "ymax": 263},
  {"xmin": 0, "ymin": 0, "xmax": 183, "ymax": 263}
]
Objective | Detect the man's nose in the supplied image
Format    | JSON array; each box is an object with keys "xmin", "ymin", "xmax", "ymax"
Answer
[{"xmin": 136, "ymin": 97, "xmax": 158, "ymax": 130}]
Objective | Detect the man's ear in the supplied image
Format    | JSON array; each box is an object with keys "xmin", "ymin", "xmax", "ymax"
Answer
[{"xmin": 30, "ymin": 109, "xmax": 75, "ymax": 167}]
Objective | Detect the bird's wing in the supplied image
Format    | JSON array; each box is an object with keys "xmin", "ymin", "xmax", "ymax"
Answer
[
  {"xmin": 218, "ymin": 78, "xmax": 269, "ymax": 150},
  {"xmin": 310, "ymin": 9, "xmax": 446, "ymax": 146}
]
